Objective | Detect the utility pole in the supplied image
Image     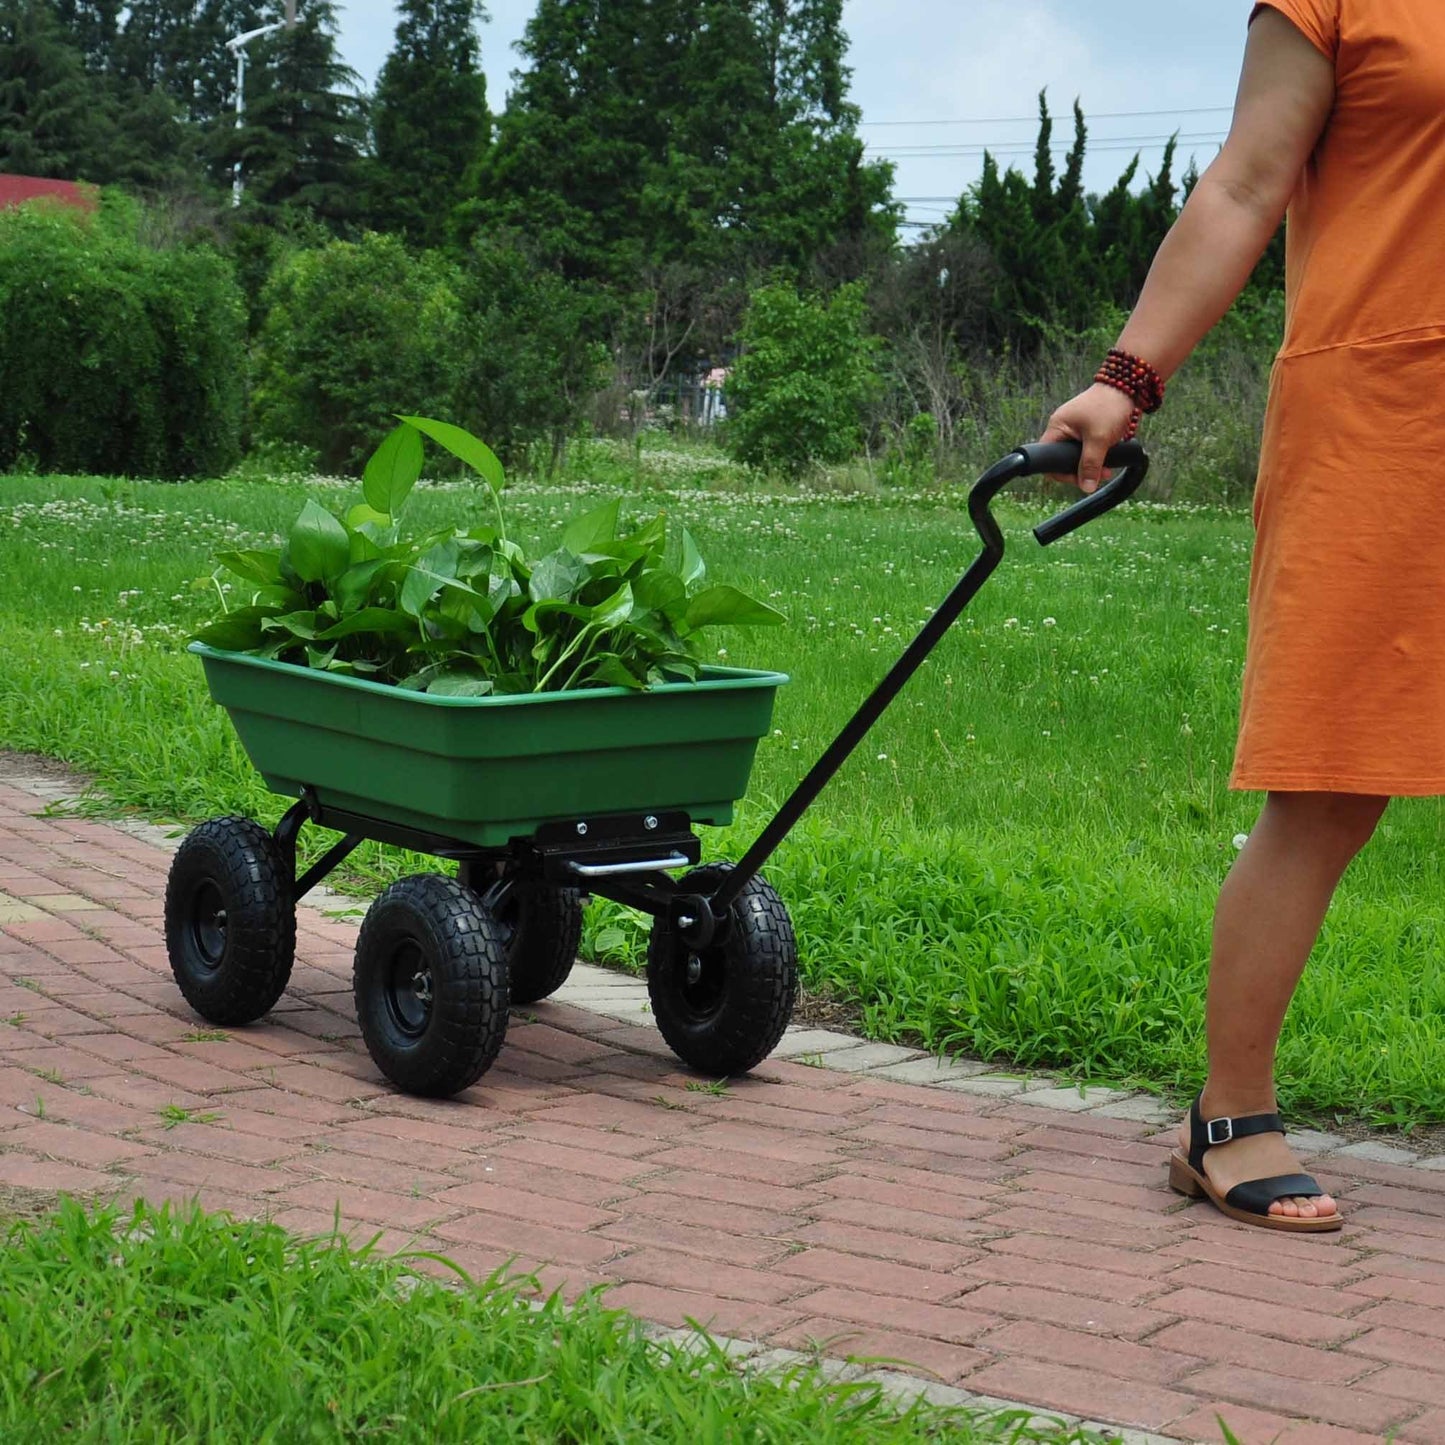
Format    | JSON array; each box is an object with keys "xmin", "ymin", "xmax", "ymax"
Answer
[{"xmin": 227, "ymin": 4, "xmax": 299, "ymax": 208}]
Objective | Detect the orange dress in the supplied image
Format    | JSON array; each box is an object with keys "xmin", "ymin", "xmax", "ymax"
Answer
[{"xmin": 1232, "ymin": 0, "xmax": 1445, "ymax": 794}]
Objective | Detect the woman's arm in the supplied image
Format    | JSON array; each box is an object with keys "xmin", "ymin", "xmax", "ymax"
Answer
[{"xmin": 1041, "ymin": 8, "xmax": 1337, "ymax": 491}]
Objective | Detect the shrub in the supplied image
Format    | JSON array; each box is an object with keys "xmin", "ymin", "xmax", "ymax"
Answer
[
  {"xmin": 0, "ymin": 203, "xmax": 245, "ymax": 478},
  {"xmin": 451, "ymin": 237, "xmax": 610, "ymax": 472},
  {"xmin": 250, "ymin": 234, "xmax": 465, "ymax": 475},
  {"xmin": 726, "ymin": 280, "xmax": 878, "ymax": 477}
]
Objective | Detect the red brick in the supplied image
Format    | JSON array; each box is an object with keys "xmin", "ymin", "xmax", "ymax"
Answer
[
  {"xmin": 1149, "ymin": 1319, "xmax": 1369, "ymax": 1385},
  {"xmin": 1006, "ymin": 1167, "xmax": 1178, "ymax": 1214},
  {"xmin": 343, "ymin": 1111, "xmax": 496, "ymax": 1152},
  {"xmin": 644, "ymin": 1145, "xmax": 831, "ymax": 1188},
  {"xmin": 595, "ymin": 1281, "xmax": 806, "ymax": 1340},
  {"xmin": 1160, "ymin": 1235, "xmax": 1369, "ymax": 1289},
  {"xmin": 1006, "ymin": 1145, "xmax": 1166, "ymax": 1188},
  {"xmin": 1184, "ymin": 1363, "xmax": 1416, "ymax": 1432},
  {"xmin": 986, "ymin": 1188, "xmax": 1187, "ymax": 1234},
  {"xmin": 208, "ymin": 1086, "xmax": 353, "ymax": 1126},
  {"xmin": 964, "ymin": 1357, "xmax": 1194, "ymax": 1432},
  {"xmin": 788, "ymin": 1219, "xmax": 978, "ymax": 1271},
  {"xmin": 432, "ymin": 1209, "xmax": 621, "ymax": 1270},
  {"xmin": 135, "ymin": 1151, "xmax": 289, "ymax": 1198},
  {"xmin": 279, "ymin": 1178, "xmax": 455, "ymax": 1232},
  {"xmin": 860, "ymin": 1101, "xmax": 1020, "ymax": 1141},
  {"xmin": 979, "ymin": 1318, "xmax": 1202, "ymax": 1387},
  {"xmin": 985, "ymin": 1205, "xmax": 1180, "ymax": 1252},
  {"xmin": 809, "ymin": 1196, "xmax": 994, "ymax": 1250},
  {"xmin": 1355, "ymin": 1364, "xmax": 1445, "ymax": 1406},
  {"xmin": 773, "ymin": 1316, "xmax": 985, "ymax": 1383},
  {"xmin": 1158, "ymin": 1260, "xmax": 1366, "ymax": 1317},
  {"xmin": 135, "ymin": 1058, "xmax": 260, "ymax": 1094},
  {"xmin": 1006, "ymin": 1123, "xmax": 1168, "ymax": 1167},
  {"xmin": 485, "ymin": 1136, "xmax": 659, "ymax": 1186},
  {"xmin": 960, "ymin": 1249, "xmax": 1163, "ymax": 1304},
  {"xmin": 1147, "ymin": 1286, "xmax": 1361, "ymax": 1347},
  {"xmin": 18, "ymin": 1044, "xmax": 119, "ymax": 1081},
  {"xmin": 983, "ymin": 1229, "xmax": 1168, "ymax": 1280},
  {"xmin": 259, "ymin": 1063, "xmax": 388, "ymax": 1102},
  {"xmin": 848, "ymin": 1122, "xmax": 1013, "ymax": 1162},
  {"xmin": 1342, "ymin": 1326, "xmax": 1445, "ymax": 1369},
  {"xmin": 1350, "ymin": 1299, "xmax": 1445, "ymax": 1342},
  {"xmin": 601, "ymin": 1249, "xmax": 799, "ymax": 1304},
  {"xmin": 619, "ymin": 1188, "xmax": 796, "ymax": 1239},
  {"xmin": 775, "ymin": 1248, "xmax": 967, "ymax": 1303},
  {"xmin": 0, "ymin": 1154, "xmax": 120, "ymax": 1194},
  {"xmin": 596, "ymin": 1214, "xmax": 787, "ymax": 1268},
  {"xmin": 1396, "ymin": 1409, "xmax": 1445, "ymax": 1443},
  {"xmin": 7, "ymin": 1117, "xmax": 153, "ymax": 1168},
  {"xmin": 960, "ymin": 1282, "xmax": 1178, "ymax": 1340},
  {"xmin": 431, "ymin": 1176, "xmax": 617, "ymax": 1231},
  {"xmin": 132, "ymin": 1121, "xmax": 301, "ymax": 1165},
  {"xmin": 505, "ymin": 1023, "xmax": 622, "ymax": 1066},
  {"xmin": 693, "ymin": 1094, "xmax": 866, "ymax": 1136},
  {"xmin": 1162, "ymin": 1401, "xmax": 1385, "ymax": 1444},
  {"xmin": 285, "ymin": 1146, "xmax": 458, "ymax": 1197},
  {"xmin": 532, "ymin": 1093, "xmax": 704, "ymax": 1138},
  {"xmin": 680, "ymin": 1120, "xmax": 844, "ymax": 1165},
  {"xmin": 505, "ymin": 1118, "xmax": 666, "ymax": 1159},
  {"xmin": 779, "ymin": 1286, "xmax": 997, "ymax": 1345},
  {"xmin": 838, "ymin": 1156, "xmax": 1007, "ymax": 1201}
]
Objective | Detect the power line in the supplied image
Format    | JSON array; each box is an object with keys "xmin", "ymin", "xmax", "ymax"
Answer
[
  {"xmin": 869, "ymin": 131, "xmax": 1229, "ymax": 157},
  {"xmin": 860, "ymin": 105, "xmax": 1233, "ymax": 128}
]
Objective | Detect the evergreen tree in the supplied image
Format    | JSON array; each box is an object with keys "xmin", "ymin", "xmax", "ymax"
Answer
[
  {"xmin": 0, "ymin": 0, "xmax": 114, "ymax": 177},
  {"xmin": 218, "ymin": 0, "xmax": 366, "ymax": 228},
  {"xmin": 476, "ymin": 0, "xmax": 892, "ymax": 284},
  {"xmin": 369, "ymin": 0, "xmax": 489, "ymax": 247}
]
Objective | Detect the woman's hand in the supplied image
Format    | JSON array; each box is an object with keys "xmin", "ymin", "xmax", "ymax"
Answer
[{"xmin": 1037, "ymin": 384, "xmax": 1141, "ymax": 493}]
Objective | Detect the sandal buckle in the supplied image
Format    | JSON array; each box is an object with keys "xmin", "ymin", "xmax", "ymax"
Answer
[{"xmin": 1206, "ymin": 1117, "xmax": 1234, "ymax": 1146}]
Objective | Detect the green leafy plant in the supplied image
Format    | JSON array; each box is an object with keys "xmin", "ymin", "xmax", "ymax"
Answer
[{"xmin": 196, "ymin": 417, "xmax": 784, "ymax": 696}]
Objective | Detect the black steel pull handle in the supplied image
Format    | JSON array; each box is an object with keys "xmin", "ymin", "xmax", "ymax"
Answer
[{"xmin": 1018, "ymin": 440, "xmax": 1150, "ymax": 547}]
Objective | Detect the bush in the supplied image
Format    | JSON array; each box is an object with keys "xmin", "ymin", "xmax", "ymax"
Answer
[
  {"xmin": 0, "ymin": 203, "xmax": 245, "ymax": 478},
  {"xmin": 726, "ymin": 280, "xmax": 878, "ymax": 477},
  {"xmin": 451, "ymin": 237, "xmax": 610, "ymax": 472},
  {"xmin": 251, "ymin": 233, "xmax": 464, "ymax": 475}
]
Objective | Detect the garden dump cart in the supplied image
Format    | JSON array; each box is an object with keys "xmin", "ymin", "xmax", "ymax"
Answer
[{"xmin": 165, "ymin": 440, "xmax": 1149, "ymax": 1098}]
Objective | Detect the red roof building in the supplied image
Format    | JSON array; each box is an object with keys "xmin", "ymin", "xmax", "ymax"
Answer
[{"xmin": 0, "ymin": 175, "xmax": 99, "ymax": 213}]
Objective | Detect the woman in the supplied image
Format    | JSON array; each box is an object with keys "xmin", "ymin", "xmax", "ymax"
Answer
[{"xmin": 1041, "ymin": 0, "xmax": 1445, "ymax": 1233}]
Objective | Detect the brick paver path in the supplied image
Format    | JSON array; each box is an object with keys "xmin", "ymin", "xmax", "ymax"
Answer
[{"xmin": 5, "ymin": 776, "xmax": 1445, "ymax": 1443}]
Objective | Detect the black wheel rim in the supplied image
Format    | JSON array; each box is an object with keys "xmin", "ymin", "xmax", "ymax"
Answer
[
  {"xmin": 675, "ymin": 943, "xmax": 727, "ymax": 1022},
  {"xmin": 189, "ymin": 880, "xmax": 228, "ymax": 972},
  {"xmin": 384, "ymin": 940, "xmax": 434, "ymax": 1039}
]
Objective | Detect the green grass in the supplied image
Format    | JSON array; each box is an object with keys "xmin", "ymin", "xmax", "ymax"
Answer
[
  {"xmin": 0, "ymin": 1199, "xmax": 1106, "ymax": 1443},
  {"xmin": 5, "ymin": 448, "xmax": 1445, "ymax": 1125}
]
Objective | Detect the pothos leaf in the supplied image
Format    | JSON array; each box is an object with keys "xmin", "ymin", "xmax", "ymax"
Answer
[
  {"xmin": 362, "ymin": 422, "xmax": 425, "ymax": 519},
  {"xmin": 683, "ymin": 586, "xmax": 787, "ymax": 631},
  {"xmin": 215, "ymin": 550, "xmax": 281, "ymax": 586},
  {"xmin": 562, "ymin": 498, "xmax": 621, "ymax": 556},
  {"xmin": 288, "ymin": 500, "xmax": 351, "ymax": 585},
  {"xmin": 399, "ymin": 415, "xmax": 506, "ymax": 495}
]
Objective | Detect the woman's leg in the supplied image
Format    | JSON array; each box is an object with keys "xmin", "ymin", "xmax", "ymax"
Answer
[{"xmin": 1180, "ymin": 790, "xmax": 1389, "ymax": 1219}]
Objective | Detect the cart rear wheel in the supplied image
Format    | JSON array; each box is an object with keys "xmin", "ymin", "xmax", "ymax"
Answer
[
  {"xmin": 165, "ymin": 817, "xmax": 296, "ymax": 1026},
  {"xmin": 354, "ymin": 875, "xmax": 509, "ymax": 1097},
  {"xmin": 493, "ymin": 881, "xmax": 583, "ymax": 1005},
  {"xmin": 646, "ymin": 864, "xmax": 798, "ymax": 1076}
]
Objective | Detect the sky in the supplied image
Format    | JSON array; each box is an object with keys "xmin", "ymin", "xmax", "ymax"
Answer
[{"xmin": 332, "ymin": 0, "xmax": 1255, "ymax": 230}]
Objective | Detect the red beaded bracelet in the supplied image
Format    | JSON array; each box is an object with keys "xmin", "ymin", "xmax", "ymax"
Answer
[{"xmin": 1094, "ymin": 348, "xmax": 1166, "ymax": 426}]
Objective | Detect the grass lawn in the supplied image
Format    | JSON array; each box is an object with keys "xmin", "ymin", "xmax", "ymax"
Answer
[
  {"xmin": 4, "ymin": 443, "xmax": 1445, "ymax": 1125},
  {"xmin": 0, "ymin": 1199, "xmax": 1106, "ymax": 1443}
]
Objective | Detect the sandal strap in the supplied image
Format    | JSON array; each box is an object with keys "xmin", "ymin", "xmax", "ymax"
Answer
[
  {"xmin": 1224, "ymin": 1173, "xmax": 1327, "ymax": 1216},
  {"xmin": 1188, "ymin": 1094, "xmax": 1286, "ymax": 1171}
]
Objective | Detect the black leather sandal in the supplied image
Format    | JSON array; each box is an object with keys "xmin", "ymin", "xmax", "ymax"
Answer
[{"xmin": 1168, "ymin": 1094, "xmax": 1342, "ymax": 1233}]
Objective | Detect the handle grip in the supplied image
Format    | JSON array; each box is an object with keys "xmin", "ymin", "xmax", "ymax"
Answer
[{"xmin": 1019, "ymin": 440, "xmax": 1150, "ymax": 547}]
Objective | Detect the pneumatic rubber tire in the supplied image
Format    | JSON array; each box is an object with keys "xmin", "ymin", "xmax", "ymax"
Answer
[
  {"xmin": 353, "ymin": 875, "xmax": 510, "ymax": 1097},
  {"xmin": 164, "ymin": 816, "xmax": 296, "ymax": 1026},
  {"xmin": 495, "ymin": 883, "xmax": 584, "ymax": 1005},
  {"xmin": 646, "ymin": 863, "xmax": 798, "ymax": 1076}
]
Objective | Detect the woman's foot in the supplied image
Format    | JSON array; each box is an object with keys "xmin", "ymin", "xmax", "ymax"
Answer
[{"xmin": 1177, "ymin": 1109, "xmax": 1338, "ymax": 1221}]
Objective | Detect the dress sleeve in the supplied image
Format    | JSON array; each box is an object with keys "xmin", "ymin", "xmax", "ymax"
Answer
[{"xmin": 1250, "ymin": 0, "xmax": 1340, "ymax": 62}]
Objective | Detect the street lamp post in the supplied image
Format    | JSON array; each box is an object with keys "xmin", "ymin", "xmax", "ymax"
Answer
[{"xmin": 226, "ymin": 3, "xmax": 298, "ymax": 208}]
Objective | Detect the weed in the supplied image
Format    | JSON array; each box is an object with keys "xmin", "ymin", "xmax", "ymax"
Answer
[
  {"xmin": 159, "ymin": 1105, "xmax": 221, "ymax": 1129},
  {"xmin": 684, "ymin": 1080, "xmax": 730, "ymax": 1097},
  {"xmin": 181, "ymin": 1030, "xmax": 229, "ymax": 1043}
]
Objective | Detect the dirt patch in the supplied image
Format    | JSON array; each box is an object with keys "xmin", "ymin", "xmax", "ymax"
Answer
[{"xmin": 0, "ymin": 751, "xmax": 89, "ymax": 787}]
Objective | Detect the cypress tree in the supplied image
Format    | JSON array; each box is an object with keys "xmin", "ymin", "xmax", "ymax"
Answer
[{"xmin": 369, "ymin": 0, "xmax": 490, "ymax": 247}]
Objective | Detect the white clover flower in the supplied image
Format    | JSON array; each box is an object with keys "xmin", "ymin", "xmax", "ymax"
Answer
[
  {"xmin": 1042, "ymin": 617, "xmax": 1057, "ymax": 628},
  {"xmin": 1233, "ymin": 834, "xmax": 1250, "ymax": 850}
]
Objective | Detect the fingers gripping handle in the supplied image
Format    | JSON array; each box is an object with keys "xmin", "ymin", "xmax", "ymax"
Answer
[{"xmin": 1019, "ymin": 440, "xmax": 1150, "ymax": 547}]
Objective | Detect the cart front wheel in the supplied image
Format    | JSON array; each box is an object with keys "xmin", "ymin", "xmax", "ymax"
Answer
[
  {"xmin": 165, "ymin": 817, "xmax": 296, "ymax": 1026},
  {"xmin": 354, "ymin": 875, "xmax": 510, "ymax": 1097},
  {"xmin": 647, "ymin": 864, "xmax": 798, "ymax": 1076}
]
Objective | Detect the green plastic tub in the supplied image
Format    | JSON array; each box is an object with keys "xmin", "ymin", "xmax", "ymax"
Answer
[{"xmin": 192, "ymin": 644, "xmax": 788, "ymax": 848}]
